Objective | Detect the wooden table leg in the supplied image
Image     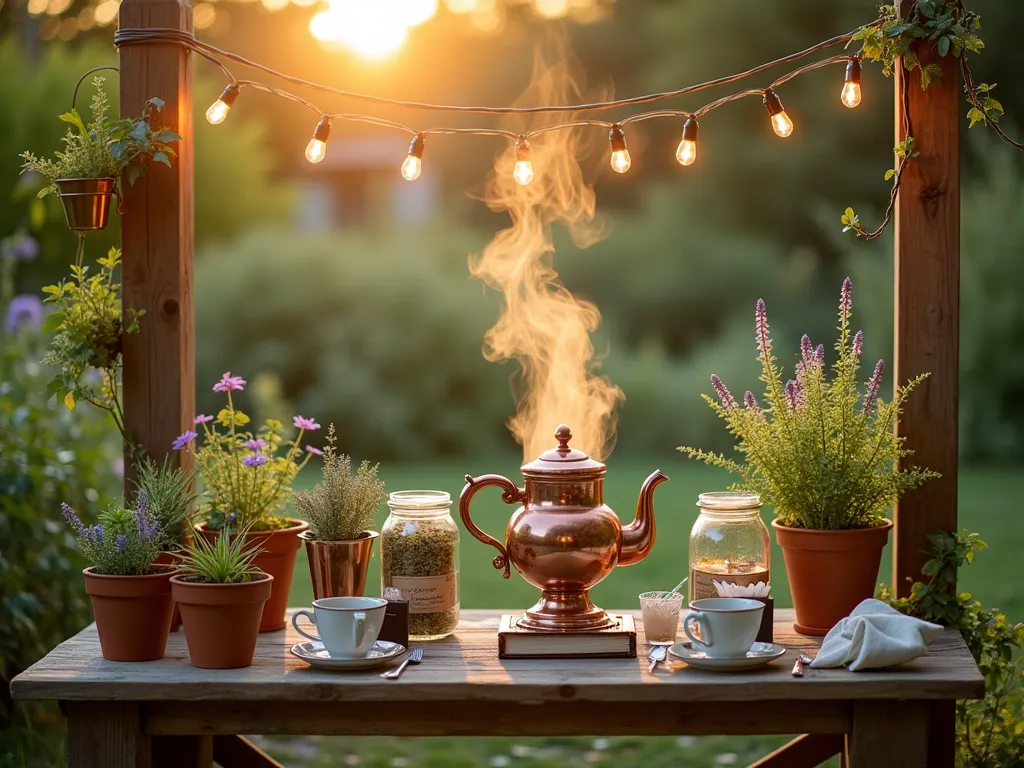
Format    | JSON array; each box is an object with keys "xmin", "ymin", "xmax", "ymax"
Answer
[
  {"xmin": 65, "ymin": 702, "xmax": 151, "ymax": 768},
  {"xmin": 151, "ymin": 735, "xmax": 213, "ymax": 768},
  {"xmin": 847, "ymin": 700, "xmax": 929, "ymax": 768}
]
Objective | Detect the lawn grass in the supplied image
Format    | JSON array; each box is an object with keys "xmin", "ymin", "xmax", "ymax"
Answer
[{"xmin": 263, "ymin": 459, "xmax": 1024, "ymax": 768}]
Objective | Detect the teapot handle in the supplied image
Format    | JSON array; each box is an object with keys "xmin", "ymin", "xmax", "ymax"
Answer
[{"xmin": 459, "ymin": 474, "xmax": 523, "ymax": 579}]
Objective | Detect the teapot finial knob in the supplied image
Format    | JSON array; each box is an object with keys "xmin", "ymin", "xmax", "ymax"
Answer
[{"xmin": 554, "ymin": 424, "xmax": 572, "ymax": 454}]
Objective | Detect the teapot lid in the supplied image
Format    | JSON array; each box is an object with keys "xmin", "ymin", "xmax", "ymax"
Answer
[{"xmin": 521, "ymin": 425, "xmax": 606, "ymax": 477}]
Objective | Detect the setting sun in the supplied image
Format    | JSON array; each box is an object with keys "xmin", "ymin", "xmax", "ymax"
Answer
[{"xmin": 309, "ymin": 0, "xmax": 438, "ymax": 60}]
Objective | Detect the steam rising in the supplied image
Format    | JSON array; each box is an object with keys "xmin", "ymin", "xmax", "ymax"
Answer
[{"xmin": 470, "ymin": 47, "xmax": 624, "ymax": 463}]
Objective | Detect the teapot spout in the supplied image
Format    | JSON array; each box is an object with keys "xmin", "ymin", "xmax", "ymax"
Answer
[{"xmin": 619, "ymin": 470, "xmax": 669, "ymax": 566}]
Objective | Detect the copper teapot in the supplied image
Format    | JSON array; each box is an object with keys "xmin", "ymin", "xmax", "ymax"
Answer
[{"xmin": 459, "ymin": 425, "xmax": 668, "ymax": 632}]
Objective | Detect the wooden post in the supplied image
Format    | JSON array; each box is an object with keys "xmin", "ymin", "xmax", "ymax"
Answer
[
  {"xmin": 893, "ymin": 5, "xmax": 960, "ymax": 767},
  {"xmin": 118, "ymin": 0, "xmax": 195, "ymax": 484},
  {"xmin": 893, "ymin": 3, "xmax": 960, "ymax": 594}
]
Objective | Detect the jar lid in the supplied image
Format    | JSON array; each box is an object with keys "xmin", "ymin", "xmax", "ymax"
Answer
[
  {"xmin": 520, "ymin": 424, "xmax": 606, "ymax": 477},
  {"xmin": 387, "ymin": 490, "xmax": 452, "ymax": 510},
  {"xmin": 697, "ymin": 491, "xmax": 762, "ymax": 511}
]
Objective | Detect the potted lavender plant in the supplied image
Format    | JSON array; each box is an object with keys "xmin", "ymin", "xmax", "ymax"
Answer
[
  {"xmin": 61, "ymin": 493, "xmax": 174, "ymax": 661},
  {"xmin": 174, "ymin": 371, "xmax": 320, "ymax": 632},
  {"xmin": 294, "ymin": 424, "xmax": 386, "ymax": 599},
  {"xmin": 680, "ymin": 278, "xmax": 938, "ymax": 635}
]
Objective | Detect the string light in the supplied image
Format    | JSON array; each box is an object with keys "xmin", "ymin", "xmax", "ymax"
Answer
[
  {"xmin": 675, "ymin": 116, "xmax": 698, "ymax": 166},
  {"xmin": 609, "ymin": 124, "xmax": 631, "ymax": 173},
  {"xmin": 205, "ymin": 82, "xmax": 239, "ymax": 124},
  {"xmin": 513, "ymin": 135, "xmax": 534, "ymax": 186},
  {"xmin": 305, "ymin": 116, "xmax": 331, "ymax": 163},
  {"xmin": 842, "ymin": 57, "xmax": 862, "ymax": 108},
  {"xmin": 763, "ymin": 88, "xmax": 794, "ymax": 138},
  {"xmin": 401, "ymin": 133, "xmax": 425, "ymax": 180}
]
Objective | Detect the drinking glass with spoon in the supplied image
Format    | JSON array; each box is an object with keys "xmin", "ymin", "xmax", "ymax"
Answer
[{"xmin": 641, "ymin": 577, "xmax": 688, "ymax": 672}]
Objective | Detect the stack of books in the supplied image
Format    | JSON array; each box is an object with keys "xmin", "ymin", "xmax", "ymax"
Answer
[{"xmin": 497, "ymin": 614, "xmax": 636, "ymax": 659}]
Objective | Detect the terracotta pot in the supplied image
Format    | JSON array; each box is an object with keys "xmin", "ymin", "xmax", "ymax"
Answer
[
  {"xmin": 153, "ymin": 550, "xmax": 187, "ymax": 632},
  {"xmin": 171, "ymin": 573, "xmax": 273, "ymax": 669},
  {"xmin": 83, "ymin": 565, "xmax": 176, "ymax": 662},
  {"xmin": 198, "ymin": 519, "xmax": 308, "ymax": 632},
  {"xmin": 773, "ymin": 519, "xmax": 893, "ymax": 636},
  {"xmin": 56, "ymin": 178, "xmax": 115, "ymax": 231},
  {"xmin": 300, "ymin": 530, "xmax": 378, "ymax": 600}
]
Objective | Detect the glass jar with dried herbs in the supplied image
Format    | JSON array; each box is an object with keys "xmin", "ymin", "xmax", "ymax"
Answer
[{"xmin": 381, "ymin": 490, "xmax": 459, "ymax": 640}]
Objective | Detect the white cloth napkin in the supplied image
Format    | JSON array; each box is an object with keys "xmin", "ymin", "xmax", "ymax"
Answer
[{"xmin": 809, "ymin": 599, "xmax": 944, "ymax": 671}]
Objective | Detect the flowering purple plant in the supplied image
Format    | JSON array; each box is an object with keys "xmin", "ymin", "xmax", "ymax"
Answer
[
  {"xmin": 4, "ymin": 295, "xmax": 44, "ymax": 335},
  {"xmin": 174, "ymin": 371, "xmax": 320, "ymax": 531},
  {"xmin": 61, "ymin": 491, "xmax": 164, "ymax": 576},
  {"xmin": 680, "ymin": 277, "xmax": 938, "ymax": 531}
]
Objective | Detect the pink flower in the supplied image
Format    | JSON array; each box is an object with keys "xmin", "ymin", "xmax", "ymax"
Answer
[
  {"xmin": 293, "ymin": 416, "xmax": 320, "ymax": 431},
  {"xmin": 755, "ymin": 298, "xmax": 772, "ymax": 357},
  {"xmin": 710, "ymin": 374, "xmax": 738, "ymax": 410},
  {"xmin": 784, "ymin": 379, "xmax": 806, "ymax": 410},
  {"xmin": 852, "ymin": 330, "xmax": 864, "ymax": 359},
  {"xmin": 194, "ymin": 414, "xmax": 214, "ymax": 425},
  {"xmin": 863, "ymin": 359, "xmax": 885, "ymax": 414},
  {"xmin": 213, "ymin": 372, "xmax": 246, "ymax": 393},
  {"xmin": 172, "ymin": 430, "xmax": 197, "ymax": 451},
  {"xmin": 306, "ymin": 445, "xmax": 324, "ymax": 456},
  {"xmin": 840, "ymin": 277, "xmax": 853, "ymax": 314},
  {"xmin": 244, "ymin": 438, "xmax": 266, "ymax": 451}
]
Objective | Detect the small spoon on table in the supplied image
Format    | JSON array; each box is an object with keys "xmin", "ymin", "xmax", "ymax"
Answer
[{"xmin": 647, "ymin": 645, "xmax": 668, "ymax": 673}]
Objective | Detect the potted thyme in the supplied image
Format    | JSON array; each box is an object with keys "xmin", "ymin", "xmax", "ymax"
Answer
[
  {"xmin": 61, "ymin": 493, "xmax": 173, "ymax": 662},
  {"xmin": 680, "ymin": 278, "xmax": 938, "ymax": 635},
  {"xmin": 173, "ymin": 371, "xmax": 320, "ymax": 632},
  {"xmin": 294, "ymin": 424, "xmax": 386, "ymax": 599},
  {"xmin": 20, "ymin": 77, "xmax": 180, "ymax": 233},
  {"xmin": 171, "ymin": 528, "xmax": 271, "ymax": 669}
]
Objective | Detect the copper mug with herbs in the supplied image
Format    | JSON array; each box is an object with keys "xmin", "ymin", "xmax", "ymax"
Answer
[{"xmin": 459, "ymin": 424, "xmax": 668, "ymax": 632}]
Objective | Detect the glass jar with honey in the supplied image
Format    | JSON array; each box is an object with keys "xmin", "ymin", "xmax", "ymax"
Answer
[{"xmin": 688, "ymin": 492, "xmax": 770, "ymax": 602}]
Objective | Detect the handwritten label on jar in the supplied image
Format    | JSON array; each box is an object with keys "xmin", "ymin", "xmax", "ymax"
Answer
[{"xmin": 391, "ymin": 573, "xmax": 458, "ymax": 614}]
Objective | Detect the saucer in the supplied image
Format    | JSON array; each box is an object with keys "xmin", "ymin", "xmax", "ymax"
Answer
[
  {"xmin": 668, "ymin": 641, "xmax": 787, "ymax": 671},
  {"xmin": 290, "ymin": 640, "xmax": 406, "ymax": 671}
]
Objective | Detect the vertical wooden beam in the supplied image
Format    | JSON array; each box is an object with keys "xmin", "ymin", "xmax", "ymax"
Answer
[
  {"xmin": 118, "ymin": 0, "xmax": 195, "ymax": 486},
  {"xmin": 66, "ymin": 702, "xmax": 151, "ymax": 768},
  {"xmin": 847, "ymin": 700, "xmax": 928, "ymax": 768},
  {"xmin": 893, "ymin": 2, "xmax": 960, "ymax": 595}
]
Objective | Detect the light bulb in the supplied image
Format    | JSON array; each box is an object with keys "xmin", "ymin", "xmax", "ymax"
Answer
[
  {"xmin": 675, "ymin": 116, "xmax": 698, "ymax": 166},
  {"xmin": 401, "ymin": 133, "xmax": 425, "ymax": 180},
  {"xmin": 205, "ymin": 83, "xmax": 239, "ymax": 125},
  {"xmin": 842, "ymin": 58, "xmax": 863, "ymax": 108},
  {"xmin": 771, "ymin": 111, "xmax": 794, "ymax": 137},
  {"xmin": 763, "ymin": 89, "xmax": 794, "ymax": 138},
  {"xmin": 608, "ymin": 124, "xmax": 631, "ymax": 173},
  {"xmin": 304, "ymin": 117, "xmax": 331, "ymax": 164},
  {"xmin": 513, "ymin": 136, "xmax": 534, "ymax": 186}
]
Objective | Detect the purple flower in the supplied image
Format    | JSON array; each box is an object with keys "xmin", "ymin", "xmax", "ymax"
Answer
[
  {"xmin": 213, "ymin": 371, "xmax": 246, "ymax": 393},
  {"xmin": 61, "ymin": 502, "xmax": 85, "ymax": 536},
  {"xmin": 293, "ymin": 416, "xmax": 321, "ymax": 431},
  {"xmin": 840, "ymin": 277, "xmax": 853, "ymax": 314},
  {"xmin": 784, "ymin": 379, "xmax": 806, "ymax": 410},
  {"xmin": 113, "ymin": 457, "xmax": 125, "ymax": 477},
  {"xmin": 710, "ymin": 374, "xmax": 738, "ymax": 410},
  {"xmin": 815, "ymin": 344, "xmax": 825, "ymax": 366},
  {"xmin": 194, "ymin": 414, "xmax": 214, "ymax": 425},
  {"xmin": 863, "ymin": 359, "xmax": 885, "ymax": 414},
  {"xmin": 10, "ymin": 234, "xmax": 39, "ymax": 262},
  {"xmin": 84, "ymin": 524, "xmax": 105, "ymax": 546},
  {"xmin": 306, "ymin": 445, "xmax": 324, "ymax": 456},
  {"xmin": 4, "ymin": 295, "xmax": 44, "ymax": 334},
  {"xmin": 243, "ymin": 453, "xmax": 268, "ymax": 468},
  {"xmin": 172, "ymin": 430, "xmax": 198, "ymax": 451},
  {"xmin": 852, "ymin": 330, "xmax": 864, "ymax": 359},
  {"xmin": 743, "ymin": 391, "xmax": 759, "ymax": 410},
  {"xmin": 755, "ymin": 298, "xmax": 772, "ymax": 357},
  {"xmin": 135, "ymin": 489, "xmax": 149, "ymax": 517},
  {"xmin": 116, "ymin": 534, "xmax": 129, "ymax": 553},
  {"xmin": 800, "ymin": 334, "xmax": 815, "ymax": 366},
  {"xmin": 244, "ymin": 438, "xmax": 266, "ymax": 451}
]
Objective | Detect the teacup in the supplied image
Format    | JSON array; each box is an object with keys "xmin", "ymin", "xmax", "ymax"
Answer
[
  {"xmin": 682, "ymin": 597, "xmax": 765, "ymax": 659},
  {"xmin": 292, "ymin": 596, "xmax": 388, "ymax": 659}
]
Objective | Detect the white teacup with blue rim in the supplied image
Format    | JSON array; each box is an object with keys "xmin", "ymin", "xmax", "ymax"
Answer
[
  {"xmin": 292, "ymin": 597, "xmax": 388, "ymax": 659},
  {"xmin": 683, "ymin": 597, "xmax": 765, "ymax": 659}
]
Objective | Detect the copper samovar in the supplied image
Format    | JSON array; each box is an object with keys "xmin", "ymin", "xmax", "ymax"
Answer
[{"xmin": 459, "ymin": 425, "xmax": 668, "ymax": 632}]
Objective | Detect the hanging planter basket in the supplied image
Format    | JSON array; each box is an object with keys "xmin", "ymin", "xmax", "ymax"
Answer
[{"xmin": 57, "ymin": 177, "xmax": 116, "ymax": 231}]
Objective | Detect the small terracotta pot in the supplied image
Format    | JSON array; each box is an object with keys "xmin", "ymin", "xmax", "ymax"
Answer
[
  {"xmin": 773, "ymin": 518, "xmax": 893, "ymax": 636},
  {"xmin": 83, "ymin": 565, "xmax": 176, "ymax": 662},
  {"xmin": 198, "ymin": 519, "xmax": 308, "ymax": 632},
  {"xmin": 300, "ymin": 530, "xmax": 378, "ymax": 600},
  {"xmin": 171, "ymin": 573, "xmax": 273, "ymax": 669},
  {"xmin": 56, "ymin": 178, "xmax": 115, "ymax": 231}
]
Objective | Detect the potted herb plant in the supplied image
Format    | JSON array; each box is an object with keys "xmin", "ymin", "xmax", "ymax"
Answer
[
  {"xmin": 171, "ymin": 528, "xmax": 272, "ymax": 669},
  {"xmin": 173, "ymin": 371, "xmax": 320, "ymax": 631},
  {"xmin": 20, "ymin": 76, "xmax": 180, "ymax": 232},
  {"xmin": 680, "ymin": 278, "xmax": 938, "ymax": 635},
  {"xmin": 61, "ymin": 493, "xmax": 174, "ymax": 661},
  {"xmin": 294, "ymin": 424, "xmax": 386, "ymax": 599}
]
